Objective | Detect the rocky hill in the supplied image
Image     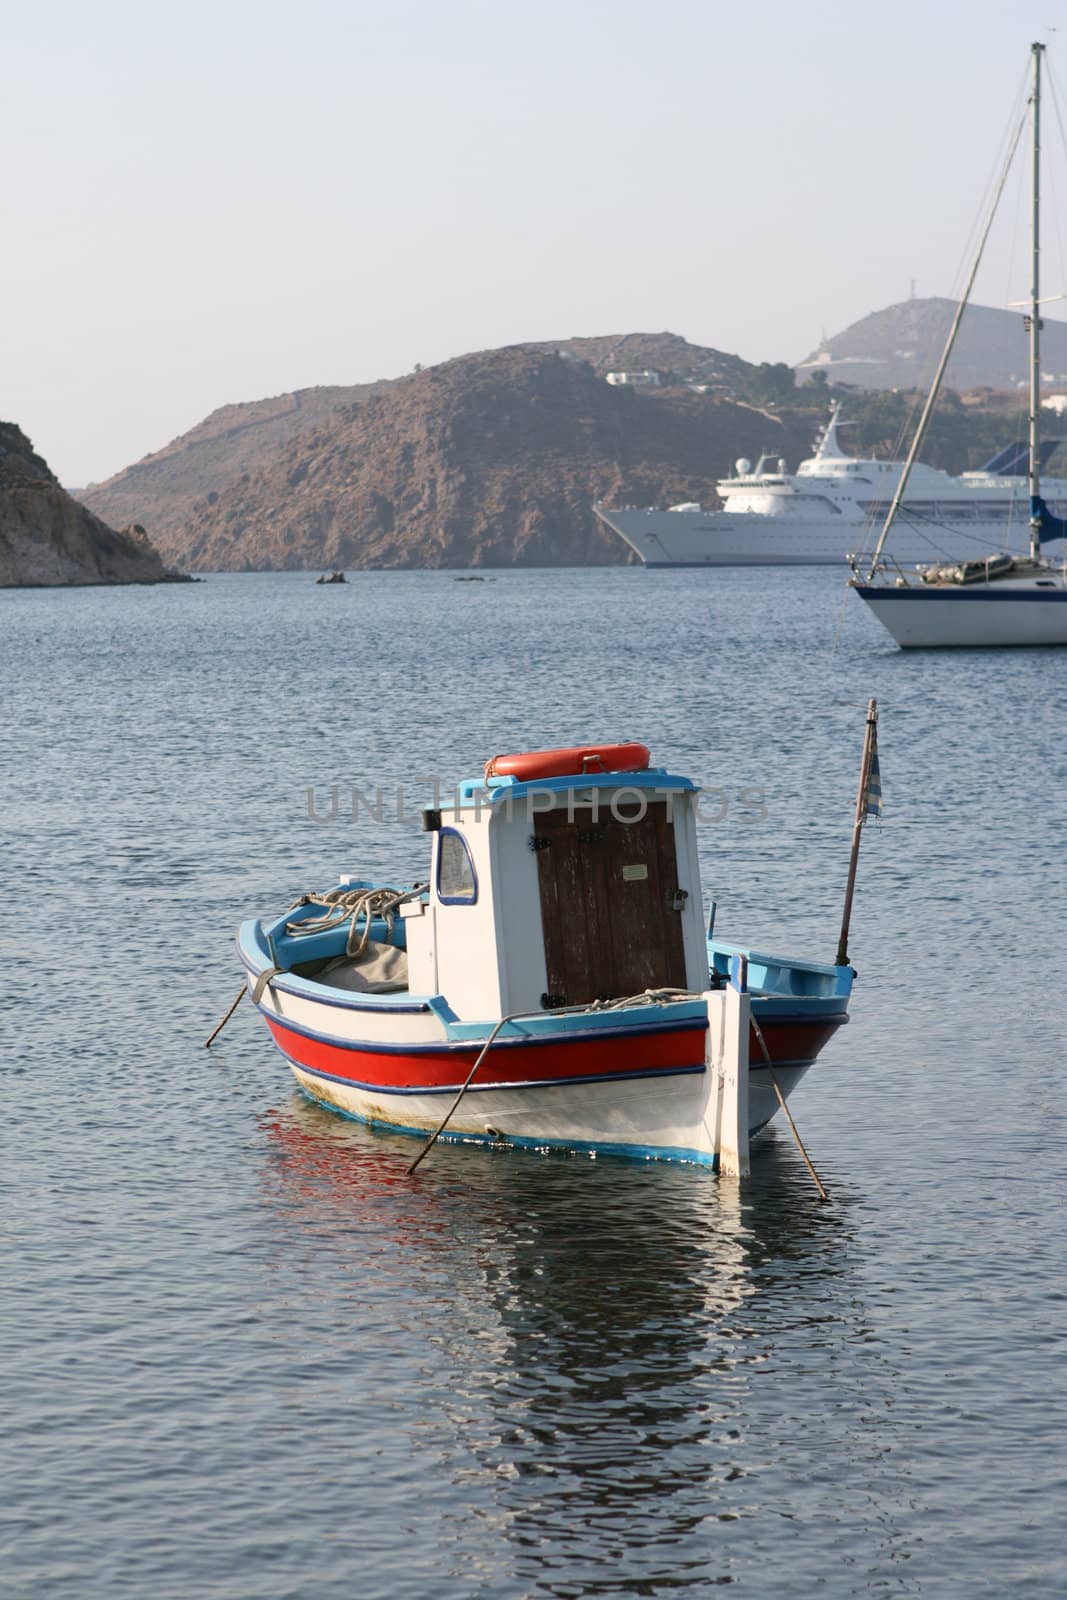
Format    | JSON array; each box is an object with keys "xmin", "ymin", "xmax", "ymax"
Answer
[
  {"xmin": 79, "ymin": 332, "xmax": 752, "ymax": 558},
  {"xmin": 0, "ymin": 423, "xmax": 181, "ymax": 587},
  {"xmin": 796, "ymin": 297, "xmax": 1067, "ymax": 391},
  {"xmin": 76, "ymin": 312, "xmax": 1056, "ymax": 574},
  {"xmin": 79, "ymin": 382, "xmax": 390, "ymax": 545},
  {"xmin": 536, "ymin": 331, "xmax": 752, "ymax": 387},
  {"xmin": 82, "ymin": 341, "xmax": 807, "ymax": 571}
]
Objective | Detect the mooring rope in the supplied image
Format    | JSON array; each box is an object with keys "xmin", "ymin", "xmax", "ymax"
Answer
[
  {"xmin": 406, "ymin": 1012, "xmax": 523, "ymax": 1175},
  {"xmin": 203, "ymin": 882, "xmax": 428, "ymax": 1049},
  {"xmin": 750, "ymin": 1013, "xmax": 830, "ymax": 1202},
  {"xmin": 204, "ymin": 986, "xmax": 246, "ymax": 1049},
  {"xmin": 407, "ymin": 988, "xmax": 713, "ymax": 1176}
]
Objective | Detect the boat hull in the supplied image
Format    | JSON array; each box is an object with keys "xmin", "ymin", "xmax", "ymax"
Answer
[
  {"xmin": 285, "ymin": 1058, "xmax": 811, "ymax": 1163},
  {"xmin": 595, "ymin": 505, "xmax": 1037, "ymax": 569},
  {"xmin": 257, "ymin": 998, "xmax": 844, "ymax": 1165},
  {"xmin": 853, "ymin": 583, "xmax": 1067, "ymax": 647},
  {"xmin": 238, "ymin": 900, "xmax": 852, "ymax": 1168}
]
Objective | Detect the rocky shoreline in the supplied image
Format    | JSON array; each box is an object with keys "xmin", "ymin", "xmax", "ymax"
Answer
[{"xmin": 1, "ymin": 422, "xmax": 189, "ymax": 588}]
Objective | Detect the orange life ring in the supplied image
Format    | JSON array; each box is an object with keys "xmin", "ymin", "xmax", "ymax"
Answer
[{"xmin": 484, "ymin": 742, "xmax": 651, "ymax": 782}]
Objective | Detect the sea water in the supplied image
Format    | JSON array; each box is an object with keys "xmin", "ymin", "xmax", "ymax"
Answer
[{"xmin": 3, "ymin": 567, "xmax": 1065, "ymax": 1597}]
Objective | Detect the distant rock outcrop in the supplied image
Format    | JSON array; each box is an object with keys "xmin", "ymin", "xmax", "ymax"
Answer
[
  {"xmin": 0, "ymin": 423, "xmax": 183, "ymax": 587},
  {"xmin": 796, "ymin": 296, "xmax": 1067, "ymax": 392},
  {"xmin": 80, "ymin": 339, "xmax": 806, "ymax": 571}
]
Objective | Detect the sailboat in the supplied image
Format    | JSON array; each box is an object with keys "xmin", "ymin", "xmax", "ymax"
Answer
[{"xmin": 851, "ymin": 41, "xmax": 1067, "ymax": 649}]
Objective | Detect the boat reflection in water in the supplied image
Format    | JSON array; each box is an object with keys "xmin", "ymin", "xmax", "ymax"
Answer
[{"xmin": 256, "ymin": 1100, "xmax": 918, "ymax": 1591}]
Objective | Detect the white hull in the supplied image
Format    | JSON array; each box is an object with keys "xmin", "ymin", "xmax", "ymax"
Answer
[
  {"xmin": 289, "ymin": 1059, "xmax": 808, "ymax": 1164},
  {"xmin": 595, "ymin": 505, "xmax": 1038, "ymax": 569},
  {"xmin": 854, "ymin": 585, "xmax": 1067, "ymax": 647}
]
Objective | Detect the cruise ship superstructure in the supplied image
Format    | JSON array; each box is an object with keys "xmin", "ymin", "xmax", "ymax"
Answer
[{"xmin": 594, "ymin": 404, "xmax": 1067, "ymax": 567}]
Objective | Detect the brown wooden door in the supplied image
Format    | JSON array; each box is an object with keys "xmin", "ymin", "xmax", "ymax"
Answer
[{"xmin": 535, "ymin": 802, "xmax": 688, "ymax": 1007}]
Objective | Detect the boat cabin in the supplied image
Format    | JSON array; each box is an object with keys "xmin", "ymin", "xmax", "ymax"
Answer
[{"xmin": 401, "ymin": 746, "xmax": 709, "ymax": 1020}]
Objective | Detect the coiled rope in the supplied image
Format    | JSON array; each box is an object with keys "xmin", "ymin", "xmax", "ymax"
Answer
[
  {"xmin": 284, "ymin": 883, "xmax": 428, "ymax": 959},
  {"xmin": 203, "ymin": 882, "xmax": 427, "ymax": 1049}
]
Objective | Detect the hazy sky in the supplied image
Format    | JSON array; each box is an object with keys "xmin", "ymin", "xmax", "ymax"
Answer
[{"xmin": 3, "ymin": 0, "xmax": 1065, "ymax": 485}]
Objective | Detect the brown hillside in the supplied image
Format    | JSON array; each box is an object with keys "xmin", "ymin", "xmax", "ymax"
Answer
[
  {"xmin": 145, "ymin": 346, "xmax": 807, "ymax": 571},
  {"xmin": 78, "ymin": 333, "xmax": 756, "ymax": 561},
  {"xmin": 80, "ymin": 382, "xmax": 391, "ymax": 541}
]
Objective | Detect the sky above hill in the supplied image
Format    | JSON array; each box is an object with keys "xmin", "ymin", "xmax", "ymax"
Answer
[{"xmin": 4, "ymin": 0, "xmax": 1066, "ymax": 485}]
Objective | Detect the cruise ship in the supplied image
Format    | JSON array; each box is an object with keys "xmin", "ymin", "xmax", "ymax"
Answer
[{"xmin": 594, "ymin": 405, "xmax": 1067, "ymax": 567}]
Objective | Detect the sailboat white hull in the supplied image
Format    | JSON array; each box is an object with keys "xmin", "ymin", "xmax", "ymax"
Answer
[
  {"xmin": 854, "ymin": 584, "xmax": 1067, "ymax": 647},
  {"xmin": 849, "ymin": 45, "xmax": 1067, "ymax": 652}
]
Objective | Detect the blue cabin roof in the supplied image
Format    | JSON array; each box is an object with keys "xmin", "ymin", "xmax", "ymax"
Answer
[{"xmin": 453, "ymin": 766, "xmax": 699, "ymax": 808}]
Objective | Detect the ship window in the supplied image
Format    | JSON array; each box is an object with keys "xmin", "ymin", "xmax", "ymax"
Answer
[{"xmin": 437, "ymin": 829, "xmax": 478, "ymax": 904}]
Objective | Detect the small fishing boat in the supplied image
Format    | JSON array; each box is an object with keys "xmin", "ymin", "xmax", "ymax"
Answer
[{"xmin": 235, "ymin": 740, "xmax": 870, "ymax": 1169}]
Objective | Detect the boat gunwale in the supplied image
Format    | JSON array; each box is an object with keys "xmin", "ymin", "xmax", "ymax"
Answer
[
  {"xmin": 239, "ymin": 922, "xmax": 853, "ymax": 1027},
  {"xmin": 251, "ymin": 989, "xmax": 848, "ymax": 1056}
]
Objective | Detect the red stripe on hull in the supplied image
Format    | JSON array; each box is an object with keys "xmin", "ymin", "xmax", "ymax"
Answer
[
  {"xmin": 266, "ymin": 1016, "xmax": 705, "ymax": 1088},
  {"xmin": 752, "ymin": 1016, "xmax": 843, "ymax": 1064},
  {"xmin": 264, "ymin": 1013, "xmax": 844, "ymax": 1092}
]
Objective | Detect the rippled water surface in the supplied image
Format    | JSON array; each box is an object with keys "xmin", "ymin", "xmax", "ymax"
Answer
[{"xmin": 3, "ymin": 568, "xmax": 1066, "ymax": 1598}]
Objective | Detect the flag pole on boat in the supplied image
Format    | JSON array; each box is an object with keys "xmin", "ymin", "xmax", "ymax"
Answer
[{"xmin": 835, "ymin": 699, "xmax": 881, "ymax": 969}]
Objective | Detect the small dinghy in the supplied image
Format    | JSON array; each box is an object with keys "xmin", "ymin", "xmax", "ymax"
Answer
[{"xmin": 237, "ymin": 743, "xmax": 856, "ymax": 1168}]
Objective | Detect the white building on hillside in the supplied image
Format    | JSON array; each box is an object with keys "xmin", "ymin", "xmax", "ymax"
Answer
[{"xmin": 605, "ymin": 370, "xmax": 661, "ymax": 388}]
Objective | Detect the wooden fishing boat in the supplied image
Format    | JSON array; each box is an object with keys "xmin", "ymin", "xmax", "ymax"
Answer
[{"xmin": 237, "ymin": 743, "xmax": 855, "ymax": 1167}]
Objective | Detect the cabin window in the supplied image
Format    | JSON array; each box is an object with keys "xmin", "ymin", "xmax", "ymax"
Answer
[{"xmin": 437, "ymin": 829, "xmax": 478, "ymax": 904}]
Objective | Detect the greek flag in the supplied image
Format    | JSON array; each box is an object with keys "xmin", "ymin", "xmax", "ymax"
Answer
[{"xmin": 863, "ymin": 727, "xmax": 883, "ymax": 820}]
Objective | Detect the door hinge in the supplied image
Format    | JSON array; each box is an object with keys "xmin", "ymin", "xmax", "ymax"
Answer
[
  {"xmin": 541, "ymin": 991, "xmax": 566, "ymax": 1009},
  {"xmin": 528, "ymin": 834, "xmax": 551, "ymax": 852}
]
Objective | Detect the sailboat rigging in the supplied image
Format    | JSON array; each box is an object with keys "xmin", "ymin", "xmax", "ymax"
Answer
[{"xmin": 851, "ymin": 41, "xmax": 1067, "ymax": 649}]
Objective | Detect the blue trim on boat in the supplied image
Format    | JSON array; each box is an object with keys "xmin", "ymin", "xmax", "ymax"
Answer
[
  {"xmin": 435, "ymin": 827, "xmax": 479, "ymax": 904},
  {"xmin": 1032, "ymin": 494, "xmax": 1067, "ymax": 543},
  {"xmin": 236, "ymin": 932, "xmax": 433, "ymax": 1015},
  {"xmin": 749, "ymin": 998, "xmax": 849, "ymax": 1023},
  {"xmin": 854, "ymin": 584, "xmax": 1067, "ymax": 602},
  {"xmin": 290, "ymin": 1085, "xmax": 776, "ymax": 1166},
  {"xmin": 427, "ymin": 995, "xmax": 460, "ymax": 1024},
  {"xmin": 284, "ymin": 1050, "xmax": 811, "ymax": 1088},
  {"xmin": 263, "ymin": 1003, "xmax": 817, "ymax": 1086},
  {"xmin": 280, "ymin": 1049, "xmax": 708, "ymax": 1095},
  {"xmin": 241, "ymin": 920, "xmax": 852, "ymax": 1027},
  {"xmin": 450, "ymin": 767, "xmax": 699, "ymax": 807},
  {"xmin": 257, "ymin": 890, "xmax": 413, "ymax": 970},
  {"xmin": 444, "ymin": 994, "xmax": 707, "ymax": 1038},
  {"xmin": 242, "ymin": 950, "xmax": 848, "ymax": 1041},
  {"xmin": 709, "ymin": 940, "xmax": 854, "ymax": 999},
  {"xmin": 257, "ymin": 1000, "xmax": 707, "ymax": 1055}
]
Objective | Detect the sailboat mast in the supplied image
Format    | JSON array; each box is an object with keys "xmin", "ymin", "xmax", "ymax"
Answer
[
  {"xmin": 862, "ymin": 98, "xmax": 1028, "ymax": 579},
  {"xmin": 1029, "ymin": 40, "xmax": 1043, "ymax": 564}
]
